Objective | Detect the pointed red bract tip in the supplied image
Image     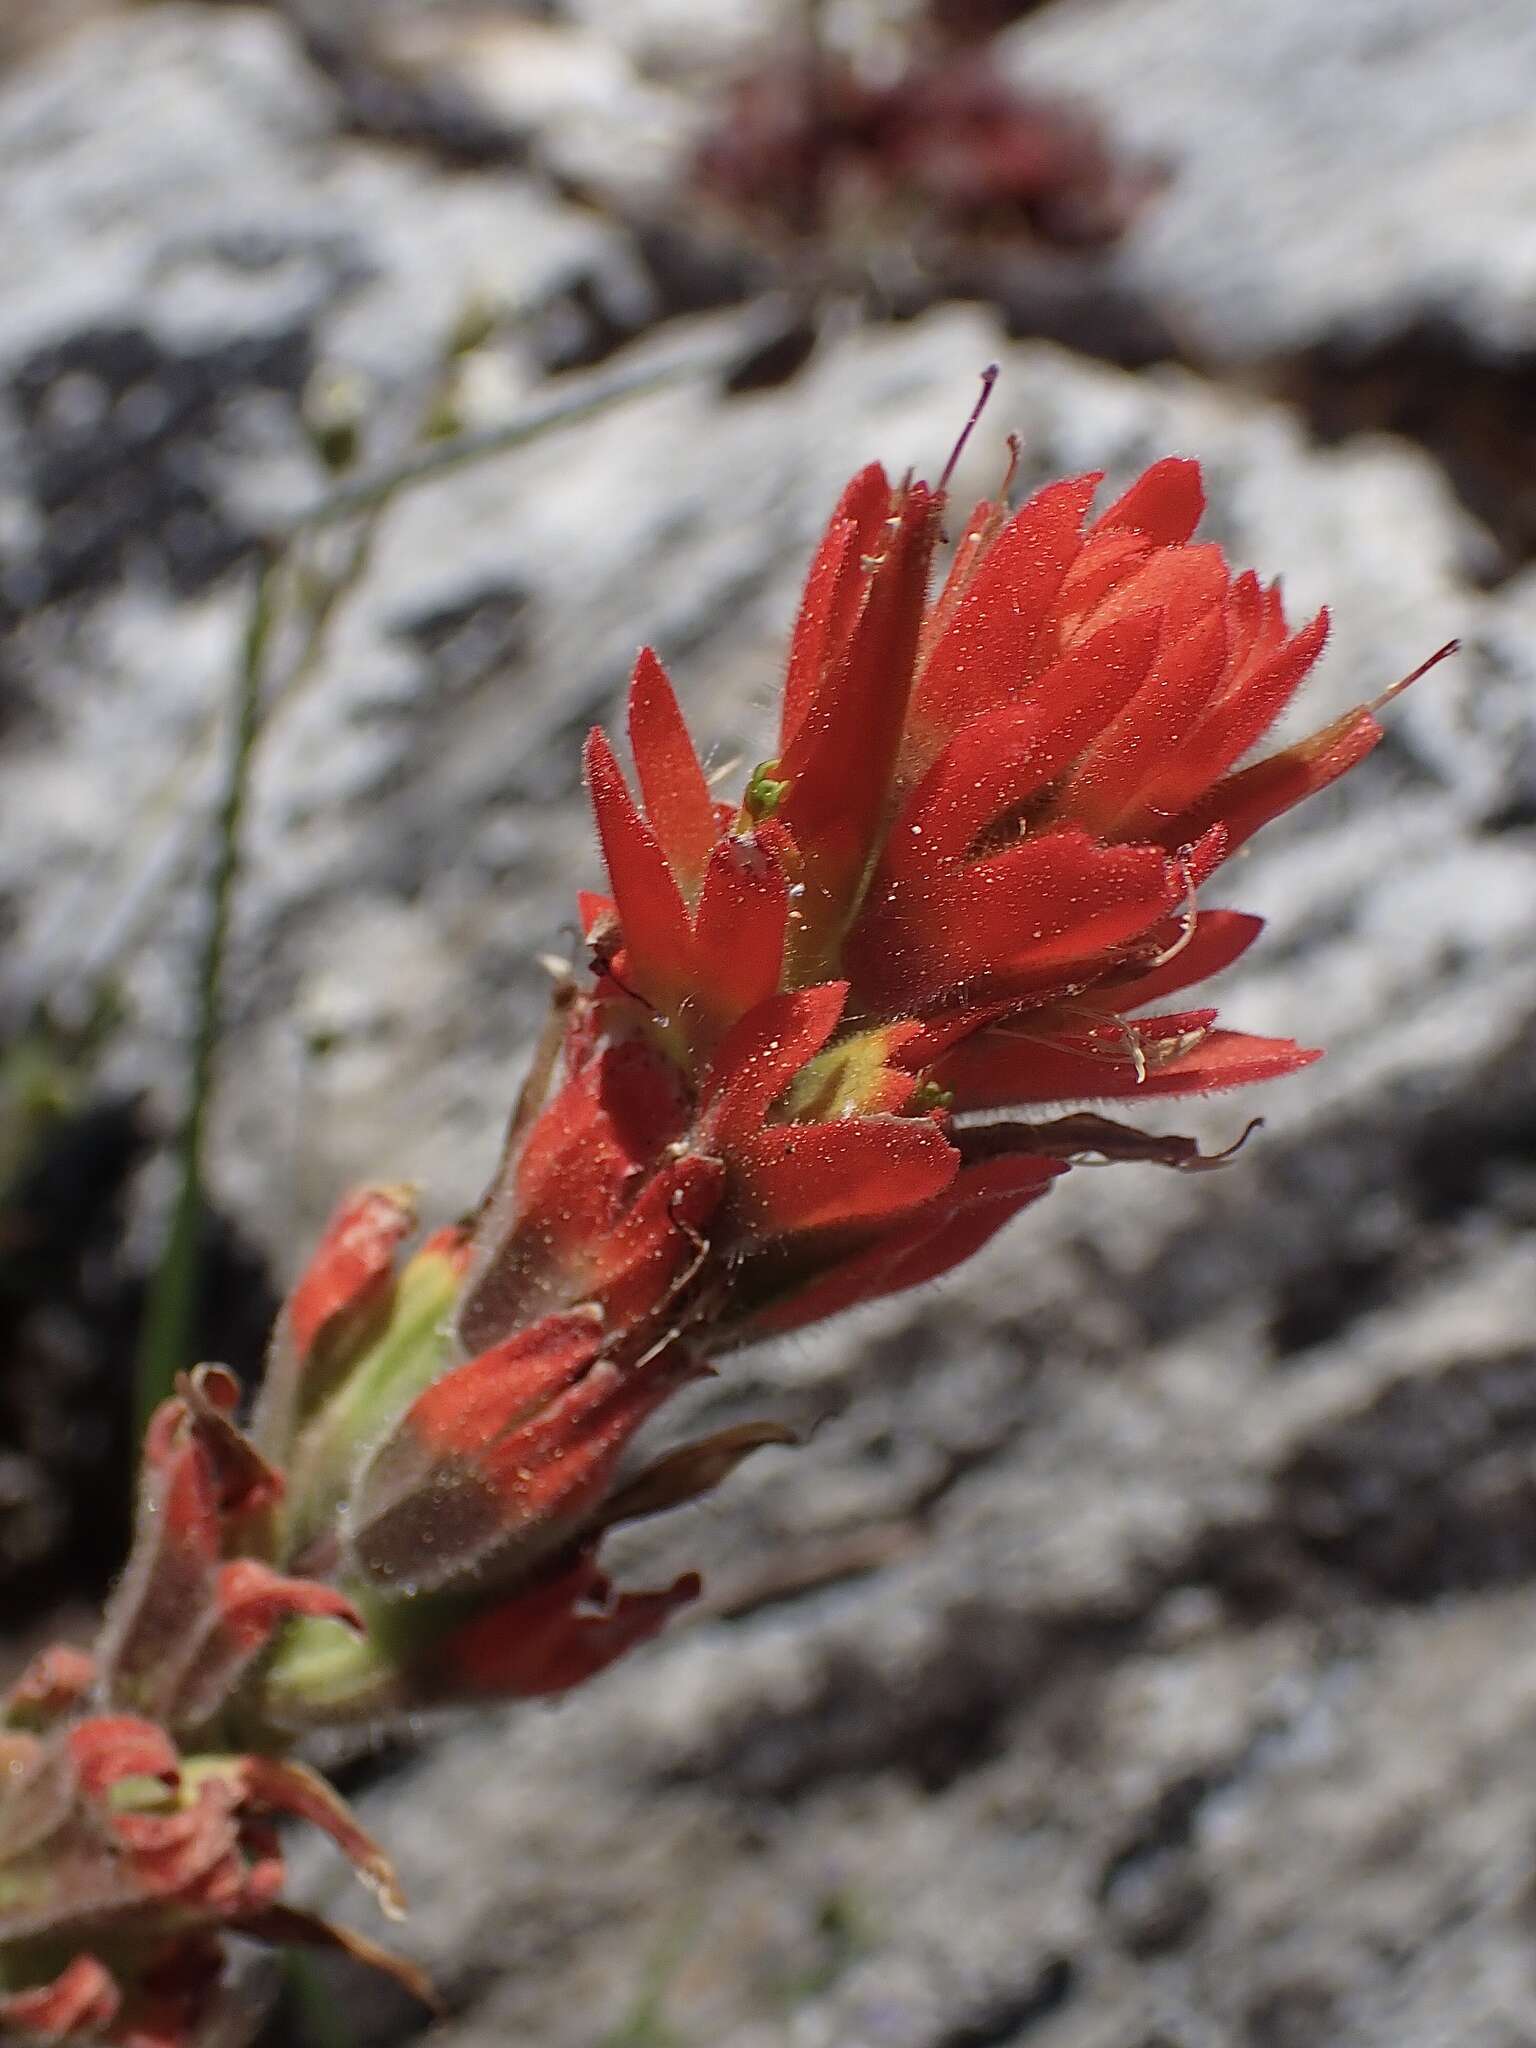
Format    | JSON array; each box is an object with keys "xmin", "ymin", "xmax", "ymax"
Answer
[
  {"xmin": 1114, "ymin": 606, "xmax": 1332, "ymax": 834},
  {"xmin": 692, "ymin": 832, "xmax": 790, "ymax": 1030},
  {"xmin": 781, "ymin": 463, "xmax": 895, "ymax": 757},
  {"xmin": 907, "ymin": 471, "xmax": 1101, "ymax": 760},
  {"xmin": 287, "ymin": 1185, "xmax": 416, "ymax": 1365},
  {"xmin": 584, "ymin": 725, "xmax": 695, "ymax": 1014},
  {"xmin": 628, "ymin": 647, "xmax": 719, "ymax": 895},
  {"xmin": 778, "ymin": 477, "xmax": 941, "ymax": 954},
  {"xmin": 1095, "ymin": 455, "xmax": 1205, "ymax": 546}
]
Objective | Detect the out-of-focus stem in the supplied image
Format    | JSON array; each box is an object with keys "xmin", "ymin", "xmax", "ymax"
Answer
[
  {"xmin": 274, "ymin": 328, "xmax": 749, "ymax": 543},
  {"xmin": 284, "ymin": 1953, "xmax": 355, "ymax": 2048},
  {"xmin": 133, "ymin": 549, "xmax": 278, "ymax": 1434}
]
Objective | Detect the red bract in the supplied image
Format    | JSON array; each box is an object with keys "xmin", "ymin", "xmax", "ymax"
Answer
[
  {"xmin": 348, "ymin": 1317, "xmax": 702, "ymax": 1593},
  {"xmin": 433, "ymin": 1552, "xmax": 702, "ymax": 1701},
  {"xmin": 254, "ymin": 1183, "xmax": 418, "ymax": 1457}
]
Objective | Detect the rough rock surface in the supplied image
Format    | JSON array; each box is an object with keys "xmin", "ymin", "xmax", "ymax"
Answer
[
  {"xmin": 1007, "ymin": 0, "xmax": 1536, "ymax": 363},
  {"xmin": 251, "ymin": 0, "xmax": 1536, "ymax": 567},
  {"xmin": 259, "ymin": 0, "xmax": 1536, "ymax": 362},
  {"xmin": 4, "ymin": 7, "xmax": 1536, "ymax": 2048}
]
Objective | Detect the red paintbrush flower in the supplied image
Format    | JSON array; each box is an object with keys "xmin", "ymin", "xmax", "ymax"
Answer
[
  {"xmin": 145, "ymin": 420, "xmax": 1444, "ymax": 1833},
  {"xmin": 0, "ymin": 1689, "xmax": 428, "ymax": 2045},
  {"xmin": 589, "ymin": 456, "xmax": 1340, "ymax": 1050},
  {"xmin": 485, "ymin": 435, "xmax": 1447, "ymax": 1342},
  {"xmin": 693, "ymin": 41, "xmax": 1155, "ymax": 257}
]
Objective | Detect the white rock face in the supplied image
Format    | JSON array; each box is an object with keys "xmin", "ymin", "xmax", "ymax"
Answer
[
  {"xmin": 1005, "ymin": 0, "xmax": 1536, "ymax": 359},
  {"xmin": 4, "ymin": 8, "xmax": 1536, "ymax": 2047}
]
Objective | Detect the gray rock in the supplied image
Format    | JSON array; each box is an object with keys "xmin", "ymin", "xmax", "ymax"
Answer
[
  {"xmin": 274, "ymin": 0, "xmax": 1536, "ymax": 372},
  {"xmin": 0, "ymin": 5, "xmax": 613, "ymax": 619},
  {"xmin": 1007, "ymin": 0, "xmax": 1536, "ymax": 362}
]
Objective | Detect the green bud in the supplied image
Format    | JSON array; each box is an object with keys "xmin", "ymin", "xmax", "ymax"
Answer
[
  {"xmin": 257, "ymin": 1597, "xmax": 408, "ymax": 1729},
  {"xmin": 282, "ymin": 1233, "xmax": 469, "ymax": 1559},
  {"xmin": 446, "ymin": 291, "xmax": 503, "ymax": 360},
  {"xmin": 742, "ymin": 760, "xmax": 791, "ymax": 822},
  {"xmin": 303, "ymin": 366, "xmax": 372, "ymax": 475}
]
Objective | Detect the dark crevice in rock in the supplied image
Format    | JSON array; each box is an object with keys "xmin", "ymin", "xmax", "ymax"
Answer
[
  {"xmin": 1270, "ymin": 320, "xmax": 1536, "ymax": 584},
  {"xmin": 1267, "ymin": 1249, "xmax": 1399, "ymax": 1360},
  {"xmin": 1136, "ymin": 1008, "xmax": 1536, "ymax": 1360},
  {"xmin": 2, "ymin": 319, "xmax": 314, "ymax": 625},
  {"xmin": 0, "ymin": 1096, "xmax": 147, "ymax": 1617},
  {"xmin": 1480, "ymin": 725, "xmax": 1536, "ymax": 834},
  {"xmin": 530, "ymin": 218, "xmax": 768, "ymax": 380},
  {"xmin": 665, "ymin": 1606, "xmax": 1139, "ymax": 1803},
  {"xmin": 0, "ymin": 1098, "xmax": 280, "ymax": 1623},
  {"xmin": 290, "ymin": 20, "xmax": 533, "ymax": 168},
  {"xmin": 1243, "ymin": 1980, "xmax": 1344, "ymax": 2048},
  {"xmin": 932, "ymin": 1955, "xmax": 1078, "ymax": 2047},
  {"xmin": 927, "ymin": 0, "xmax": 1066, "ymax": 41},
  {"xmin": 252, "ymin": 1949, "xmax": 486, "ymax": 2048},
  {"xmin": 1271, "ymin": 1346, "xmax": 1536, "ymax": 1605},
  {"xmin": 388, "ymin": 579, "xmax": 533, "ymax": 706},
  {"xmin": 1404, "ymin": 1046, "xmax": 1536, "ymax": 1222},
  {"xmin": 1184, "ymin": 1346, "xmax": 1536, "ymax": 1618},
  {"xmin": 314, "ymin": 1731, "xmax": 423, "ymax": 1806},
  {"xmin": 1097, "ymin": 1774, "xmax": 1215, "ymax": 1958},
  {"xmin": 721, "ymin": 305, "xmax": 825, "ymax": 395},
  {"xmin": 980, "ymin": 272, "xmax": 1179, "ymax": 371}
]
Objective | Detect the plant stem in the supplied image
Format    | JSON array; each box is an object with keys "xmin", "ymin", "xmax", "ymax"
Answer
[
  {"xmin": 133, "ymin": 550, "xmax": 278, "ymax": 1433},
  {"xmin": 283, "ymin": 1952, "xmax": 354, "ymax": 2048},
  {"xmin": 275, "ymin": 329, "xmax": 742, "ymax": 543}
]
